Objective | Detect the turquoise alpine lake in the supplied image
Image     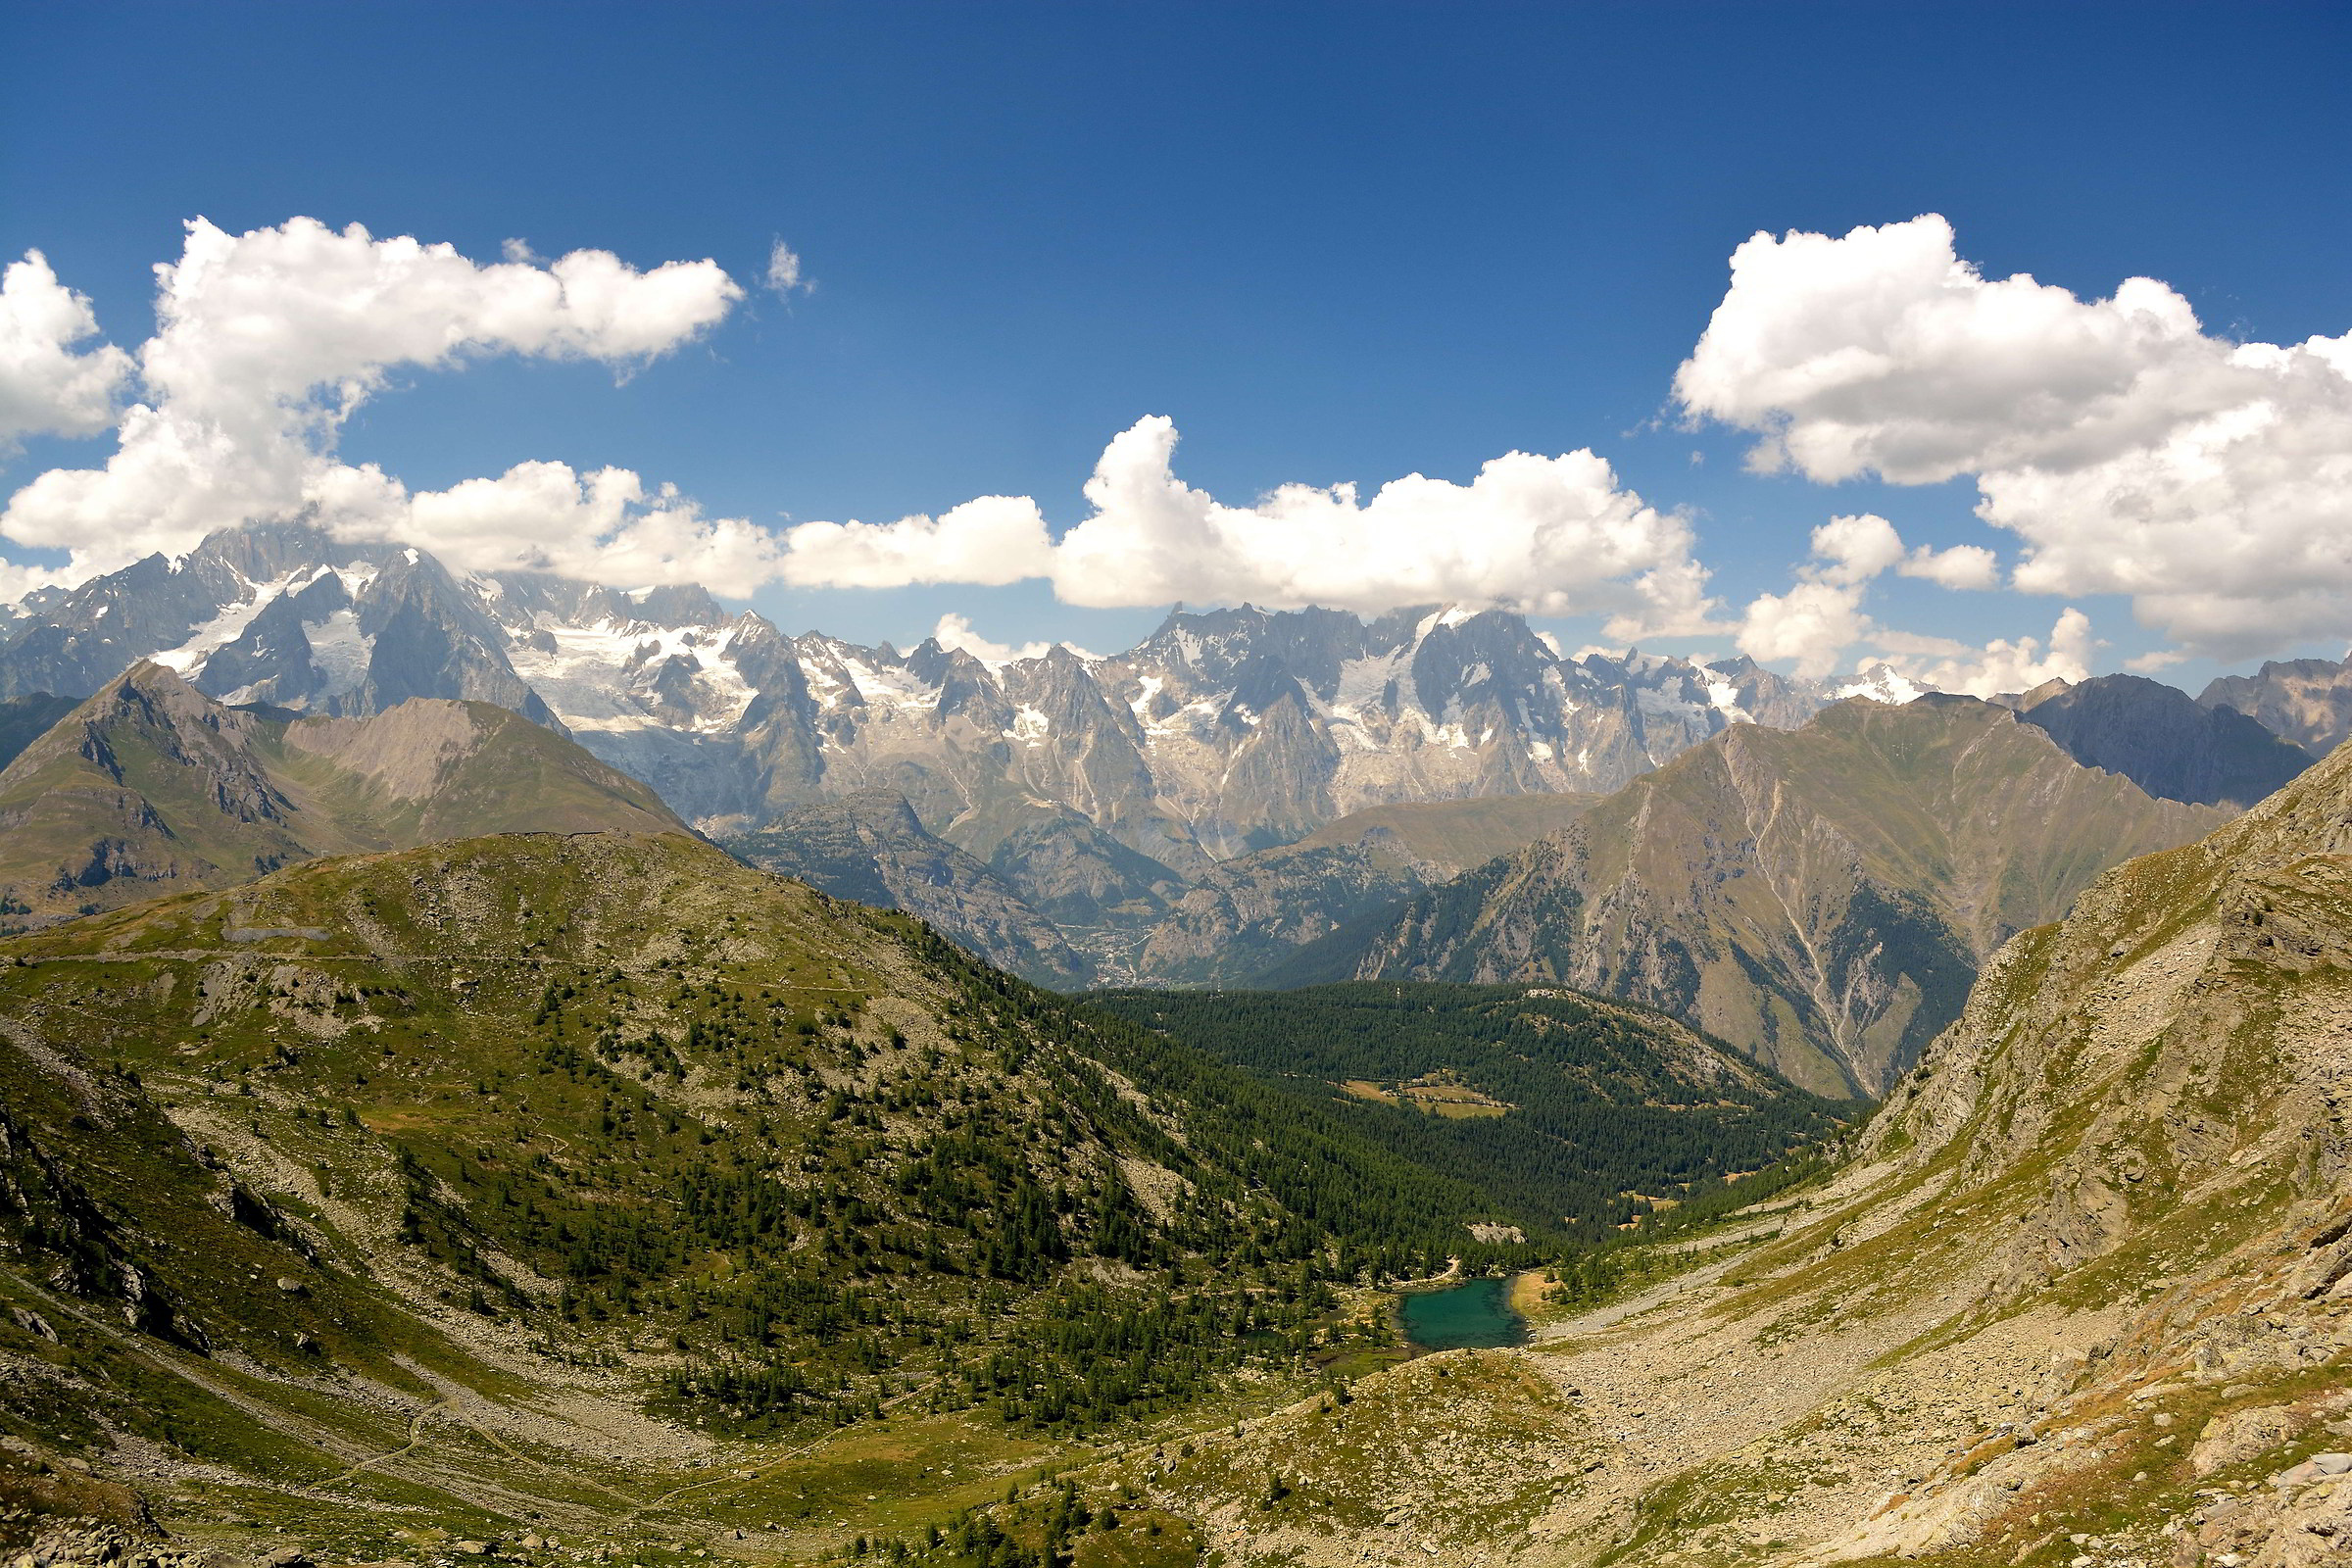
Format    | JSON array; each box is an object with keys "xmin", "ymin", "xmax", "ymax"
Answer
[{"xmin": 1397, "ymin": 1276, "xmax": 1529, "ymax": 1351}]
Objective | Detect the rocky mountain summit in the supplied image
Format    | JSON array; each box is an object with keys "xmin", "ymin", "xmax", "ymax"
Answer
[
  {"xmin": 2202, "ymin": 651, "xmax": 2352, "ymax": 758},
  {"xmin": 1277, "ymin": 697, "xmax": 2227, "ymax": 1095},
  {"xmin": 0, "ymin": 662, "xmax": 683, "ymax": 924}
]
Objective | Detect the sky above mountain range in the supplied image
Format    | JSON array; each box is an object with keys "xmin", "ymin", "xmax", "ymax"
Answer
[{"xmin": 3, "ymin": 2, "xmax": 2348, "ymax": 693}]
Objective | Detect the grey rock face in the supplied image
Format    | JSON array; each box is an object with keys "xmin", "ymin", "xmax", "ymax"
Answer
[
  {"xmin": 2200, "ymin": 654, "xmax": 2352, "ymax": 758},
  {"xmin": 2023, "ymin": 672, "xmax": 2313, "ymax": 808}
]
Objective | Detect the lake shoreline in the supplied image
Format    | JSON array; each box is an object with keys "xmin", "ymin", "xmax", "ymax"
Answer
[{"xmin": 1395, "ymin": 1275, "xmax": 1531, "ymax": 1353}]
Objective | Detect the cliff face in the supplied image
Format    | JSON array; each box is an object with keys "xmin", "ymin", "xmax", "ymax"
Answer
[{"xmin": 1286, "ymin": 698, "xmax": 2226, "ymax": 1095}]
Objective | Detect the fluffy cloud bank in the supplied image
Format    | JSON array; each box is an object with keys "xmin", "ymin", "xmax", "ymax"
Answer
[
  {"xmin": 1679, "ymin": 214, "xmax": 2352, "ymax": 659},
  {"xmin": 0, "ymin": 220, "xmax": 1714, "ymax": 635},
  {"xmin": 1738, "ymin": 511, "xmax": 2083, "ymax": 694},
  {"xmin": 776, "ymin": 416, "xmax": 1718, "ymax": 636},
  {"xmin": 0, "ymin": 252, "xmax": 133, "ymax": 448},
  {"xmin": 1, "ymin": 218, "xmax": 745, "ymax": 582}
]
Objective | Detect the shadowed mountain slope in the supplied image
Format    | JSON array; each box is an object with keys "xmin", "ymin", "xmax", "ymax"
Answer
[
  {"xmin": 1269, "ymin": 697, "xmax": 2225, "ymax": 1095},
  {"xmin": 2021, "ymin": 671, "xmax": 2315, "ymax": 807},
  {"xmin": 0, "ymin": 693, "xmax": 76, "ymax": 771}
]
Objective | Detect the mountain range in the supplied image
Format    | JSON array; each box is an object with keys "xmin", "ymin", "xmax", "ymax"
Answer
[
  {"xmin": 1272, "ymin": 696, "xmax": 2229, "ymax": 1095},
  {"xmin": 0, "ymin": 521, "xmax": 1856, "ymax": 957},
  {"xmin": 8, "ymin": 519, "xmax": 2339, "ymax": 993}
]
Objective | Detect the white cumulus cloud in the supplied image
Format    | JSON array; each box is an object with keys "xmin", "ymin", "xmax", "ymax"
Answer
[
  {"xmin": 1806, "ymin": 512, "xmax": 1905, "ymax": 586},
  {"xmin": 0, "ymin": 251, "xmax": 132, "ymax": 448},
  {"xmin": 1736, "ymin": 512, "xmax": 2011, "ymax": 679},
  {"xmin": 1, "ymin": 217, "xmax": 743, "ymax": 581},
  {"xmin": 1677, "ymin": 214, "xmax": 2352, "ymax": 659},
  {"xmin": 929, "ymin": 612, "xmax": 1094, "ymax": 667},
  {"xmin": 776, "ymin": 495, "xmax": 1054, "ymax": 589},
  {"xmin": 750, "ymin": 416, "xmax": 1721, "ymax": 633},
  {"xmin": 1899, "ymin": 542, "xmax": 2000, "ymax": 591},
  {"xmin": 1042, "ymin": 416, "xmax": 1718, "ymax": 635},
  {"xmin": 338, "ymin": 460, "xmax": 786, "ymax": 588},
  {"xmin": 1885, "ymin": 608, "xmax": 2096, "ymax": 699},
  {"xmin": 1739, "ymin": 578, "xmax": 1875, "ymax": 679}
]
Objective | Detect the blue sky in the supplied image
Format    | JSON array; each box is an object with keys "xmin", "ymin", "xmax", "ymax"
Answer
[{"xmin": 4, "ymin": 1, "xmax": 2350, "ymax": 690}]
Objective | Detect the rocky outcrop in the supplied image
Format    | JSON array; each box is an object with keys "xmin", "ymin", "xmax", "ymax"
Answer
[
  {"xmin": 2022, "ymin": 670, "xmax": 2314, "ymax": 806},
  {"xmin": 1282, "ymin": 697, "xmax": 2227, "ymax": 1094}
]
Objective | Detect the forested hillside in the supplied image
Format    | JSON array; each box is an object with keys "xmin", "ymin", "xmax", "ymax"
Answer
[
  {"xmin": 1086, "ymin": 983, "xmax": 1862, "ymax": 1244},
  {"xmin": 0, "ymin": 831, "xmax": 1551, "ymax": 1552}
]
